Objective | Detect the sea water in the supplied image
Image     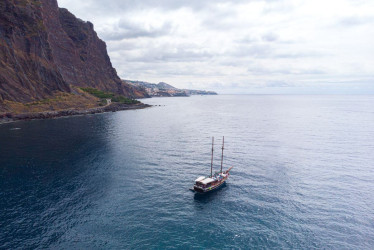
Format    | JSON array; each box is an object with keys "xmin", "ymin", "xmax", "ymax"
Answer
[{"xmin": 1, "ymin": 95, "xmax": 374, "ymax": 248}]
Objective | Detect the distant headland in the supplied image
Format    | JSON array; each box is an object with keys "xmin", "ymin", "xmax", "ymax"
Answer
[
  {"xmin": 0, "ymin": 0, "xmax": 215, "ymax": 124},
  {"xmin": 124, "ymin": 80, "xmax": 217, "ymax": 97}
]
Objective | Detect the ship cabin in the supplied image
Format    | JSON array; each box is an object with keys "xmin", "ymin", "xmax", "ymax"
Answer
[{"xmin": 195, "ymin": 176, "xmax": 215, "ymax": 188}]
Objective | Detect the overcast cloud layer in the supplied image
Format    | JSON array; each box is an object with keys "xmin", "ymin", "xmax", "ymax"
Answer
[{"xmin": 58, "ymin": 0, "xmax": 374, "ymax": 94}]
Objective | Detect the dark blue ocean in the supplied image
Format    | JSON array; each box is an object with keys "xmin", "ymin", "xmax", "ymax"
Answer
[{"xmin": 1, "ymin": 95, "xmax": 374, "ymax": 249}]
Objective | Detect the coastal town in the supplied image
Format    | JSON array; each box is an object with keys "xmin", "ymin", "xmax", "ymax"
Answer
[{"xmin": 124, "ymin": 80, "xmax": 217, "ymax": 97}]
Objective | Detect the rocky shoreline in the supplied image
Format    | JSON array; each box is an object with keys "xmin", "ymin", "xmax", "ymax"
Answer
[{"xmin": 0, "ymin": 103, "xmax": 151, "ymax": 124}]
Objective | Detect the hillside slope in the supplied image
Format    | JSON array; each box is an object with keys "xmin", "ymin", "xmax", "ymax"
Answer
[
  {"xmin": 0, "ymin": 0, "xmax": 147, "ymax": 112},
  {"xmin": 124, "ymin": 80, "xmax": 218, "ymax": 97}
]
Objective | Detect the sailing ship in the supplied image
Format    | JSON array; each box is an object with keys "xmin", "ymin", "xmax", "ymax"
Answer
[{"xmin": 193, "ymin": 136, "xmax": 233, "ymax": 193}]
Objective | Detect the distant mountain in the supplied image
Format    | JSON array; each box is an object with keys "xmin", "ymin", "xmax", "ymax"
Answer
[
  {"xmin": 0, "ymin": 0, "xmax": 147, "ymax": 113},
  {"xmin": 157, "ymin": 82, "xmax": 177, "ymax": 90},
  {"xmin": 183, "ymin": 89, "xmax": 218, "ymax": 95},
  {"xmin": 124, "ymin": 80, "xmax": 217, "ymax": 97},
  {"xmin": 123, "ymin": 80, "xmax": 158, "ymax": 90}
]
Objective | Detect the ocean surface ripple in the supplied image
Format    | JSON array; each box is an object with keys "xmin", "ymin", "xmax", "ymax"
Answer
[{"xmin": 1, "ymin": 95, "xmax": 374, "ymax": 249}]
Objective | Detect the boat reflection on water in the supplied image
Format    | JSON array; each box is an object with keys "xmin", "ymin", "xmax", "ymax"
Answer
[{"xmin": 193, "ymin": 182, "xmax": 228, "ymax": 201}]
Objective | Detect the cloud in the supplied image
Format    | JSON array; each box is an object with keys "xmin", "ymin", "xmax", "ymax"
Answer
[
  {"xmin": 262, "ymin": 32, "xmax": 278, "ymax": 42},
  {"xmin": 58, "ymin": 0, "xmax": 374, "ymax": 94},
  {"xmin": 236, "ymin": 36, "xmax": 258, "ymax": 44},
  {"xmin": 338, "ymin": 15, "xmax": 374, "ymax": 26},
  {"xmin": 102, "ymin": 20, "xmax": 173, "ymax": 41},
  {"xmin": 247, "ymin": 62, "xmax": 326, "ymax": 76},
  {"xmin": 265, "ymin": 81, "xmax": 292, "ymax": 88}
]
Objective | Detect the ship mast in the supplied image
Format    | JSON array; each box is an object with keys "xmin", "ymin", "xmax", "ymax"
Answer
[
  {"xmin": 220, "ymin": 136, "xmax": 224, "ymax": 173},
  {"xmin": 211, "ymin": 137, "xmax": 214, "ymax": 177}
]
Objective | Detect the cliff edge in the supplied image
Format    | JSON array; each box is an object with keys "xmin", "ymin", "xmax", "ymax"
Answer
[{"xmin": 0, "ymin": 0, "xmax": 147, "ymax": 113}]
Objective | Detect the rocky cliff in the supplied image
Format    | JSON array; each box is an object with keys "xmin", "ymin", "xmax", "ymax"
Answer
[{"xmin": 0, "ymin": 0, "xmax": 147, "ymax": 112}]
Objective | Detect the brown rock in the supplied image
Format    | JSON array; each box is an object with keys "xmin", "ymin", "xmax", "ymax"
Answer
[{"xmin": 0, "ymin": 0, "xmax": 148, "ymax": 109}]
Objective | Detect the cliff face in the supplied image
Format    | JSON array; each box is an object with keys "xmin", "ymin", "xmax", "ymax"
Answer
[
  {"xmin": 0, "ymin": 0, "xmax": 70, "ymax": 103},
  {"xmin": 0, "ymin": 0, "xmax": 147, "ymax": 107}
]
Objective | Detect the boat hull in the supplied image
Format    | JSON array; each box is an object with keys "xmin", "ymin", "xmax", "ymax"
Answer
[
  {"xmin": 194, "ymin": 180, "xmax": 226, "ymax": 193},
  {"xmin": 193, "ymin": 175, "xmax": 229, "ymax": 193}
]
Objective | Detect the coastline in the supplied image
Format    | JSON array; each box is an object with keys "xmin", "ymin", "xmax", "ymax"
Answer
[{"xmin": 0, "ymin": 102, "xmax": 151, "ymax": 125}]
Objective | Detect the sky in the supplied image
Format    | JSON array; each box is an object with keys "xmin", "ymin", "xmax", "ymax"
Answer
[{"xmin": 58, "ymin": 0, "xmax": 374, "ymax": 94}]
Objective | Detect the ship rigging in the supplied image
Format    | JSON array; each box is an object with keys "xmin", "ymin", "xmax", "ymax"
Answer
[{"xmin": 193, "ymin": 136, "xmax": 233, "ymax": 193}]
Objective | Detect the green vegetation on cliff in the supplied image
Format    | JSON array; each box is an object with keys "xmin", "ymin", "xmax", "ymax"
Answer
[
  {"xmin": 0, "ymin": 0, "xmax": 148, "ymax": 114},
  {"xmin": 80, "ymin": 88, "xmax": 140, "ymax": 105}
]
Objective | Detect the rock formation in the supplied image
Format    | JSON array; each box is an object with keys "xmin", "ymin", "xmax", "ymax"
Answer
[{"xmin": 0, "ymin": 0, "xmax": 147, "ymax": 111}]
